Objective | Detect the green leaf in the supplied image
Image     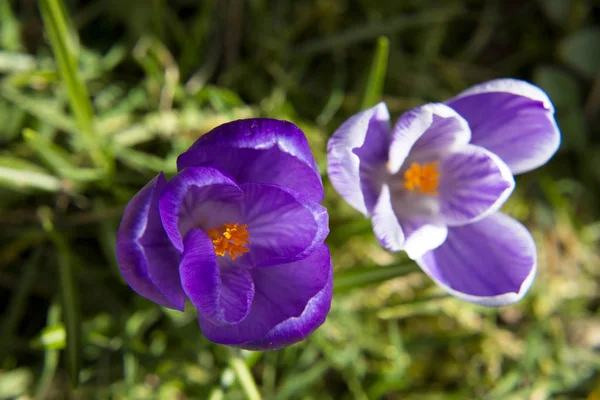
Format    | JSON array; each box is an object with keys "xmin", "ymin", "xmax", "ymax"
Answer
[
  {"xmin": 208, "ymin": 388, "xmax": 225, "ymax": 400},
  {"xmin": 39, "ymin": 325, "xmax": 66, "ymax": 349},
  {"xmin": 38, "ymin": 0, "xmax": 111, "ymax": 171},
  {"xmin": 0, "ymin": 249, "xmax": 42, "ymax": 363},
  {"xmin": 230, "ymin": 357, "xmax": 263, "ymax": 400},
  {"xmin": 23, "ymin": 128, "xmax": 105, "ymax": 182},
  {"xmin": 377, "ymin": 296, "xmax": 450, "ymax": 319},
  {"xmin": 0, "ymin": 156, "xmax": 61, "ymax": 192},
  {"xmin": 113, "ymin": 146, "xmax": 176, "ymax": 173},
  {"xmin": 46, "ymin": 229, "xmax": 81, "ymax": 387},
  {"xmin": 334, "ymin": 262, "xmax": 420, "ymax": 294},
  {"xmin": 0, "ymin": 0, "xmax": 21, "ymax": 51},
  {"xmin": 0, "ymin": 51, "xmax": 36, "ymax": 73},
  {"xmin": 360, "ymin": 36, "xmax": 389, "ymax": 110},
  {"xmin": 0, "ymin": 368, "xmax": 33, "ymax": 399},
  {"xmin": 0, "ymin": 99, "xmax": 25, "ymax": 143},
  {"xmin": 296, "ymin": 7, "xmax": 463, "ymax": 55},
  {"xmin": 0, "ymin": 84, "xmax": 77, "ymax": 135},
  {"xmin": 274, "ymin": 360, "xmax": 330, "ymax": 400},
  {"xmin": 195, "ymin": 85, "xmax": 246, "ymax": 109},
  {"xmin": 35, "ymin": 303, "xmax": 62, "ymax": 398},
  {"xmin": 558, "ymin": 27, "xmax": 600, "ymax": 78}
]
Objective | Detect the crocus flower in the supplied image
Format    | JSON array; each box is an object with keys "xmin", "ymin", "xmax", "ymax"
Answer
[
  {"xmin": 327, "ymin": 79, "xmax": 560, "ymax": 306},
  {"xmin": 117, "ymin": 119, "xmax": 332, "ymax": 350}
]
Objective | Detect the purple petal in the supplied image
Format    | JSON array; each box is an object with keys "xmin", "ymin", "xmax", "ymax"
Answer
[
  {"xmin": 396, "ymin": 217, "xmax": 448, "ymax": 260},
  {"xmin": 388, "ymin": 103, "xmax": 471, "ymax": 174},
  {"xmin": 416, "ymin": 213, "xmax": 537, "ymax": 306},
  {"xmin": 159, "ymin": 166, "xmax": 243, "ymax": 252},
  {"xmin": 180, "ymin": 229, "xmax": 254, "ymax": 325},
  {"xmin": 372, "ymin": 184, "xmax": 447, "ymax": 257},
  {"xmin": 447, "ymin": 78, "xmax": 561, "ymax": 175},
  {"xmin": 371, "ymin": 184, "xmax": 405, "ymax": 251},
  {"xmin": 242, "ymin": 265, "xmax": 333, "ymax": 350},
  {"xmin": 240, "ymin": 183, "xmax": 328, "ymax": 267},
  {"xmin": 438, "ymin": 145, "xmax": 515, "ymax": 226},
  {"xmin": 116, "ymin": 173, "xmax": 185, "ymax": 311},
  {"xmin": 159, "ymin": 165, "xmax": 326, "ymax": 269},
  {"xmin": 327, "ymin": 103, "xmax": 390, "ymax": 216},
  {"xmin": 178, "ymin": 119, "xmax": 324, "ymax": 202},
  {"xmin": 199, "ymin": 244, "xmax": 332, "ymax": 346}
]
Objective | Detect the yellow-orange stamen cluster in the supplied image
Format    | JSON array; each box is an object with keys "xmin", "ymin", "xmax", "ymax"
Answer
[
  {"xmin": 403, "ymin": 161, "xmax": 440, "ymax": 195},
  {"xmin": 206, "ymin": 223, "xmax": 251, "ymax": 260}
]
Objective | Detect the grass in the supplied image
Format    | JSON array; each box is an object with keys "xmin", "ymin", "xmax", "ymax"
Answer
[{"xmin": 1, "ymin": 0, "xmax": 599, "ymax": 399}]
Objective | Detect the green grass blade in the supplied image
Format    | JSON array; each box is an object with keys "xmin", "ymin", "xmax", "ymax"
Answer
[
  {"xmin": 0, "ymin": 84, "xmax": 78, "ymax": 134},
  {"xmin": 0, "ymin": 51, "xmax": 36, "ymax": 73},
  {"xmin": 334, "ymin": 262, "xmax": 420, "ymax": 294},
  {"xmin": 56, "ymin": 234, "xmax": 81, "ymax": 387},
  {"xmin": 35, "ymin": 303, "xmax": 62, "ymax": 398},
  {"xmin": 274, "ymin": 360, "xmax": 330, "ymax": 400},
  {"xmin": 113, "ymin": 146, "xmax": 176, "ymax": 173},
  {"xmin": 38, "ymin": 0, "xmax": 93, "ymax": 126},
  {"xmin": 0, "ymin": 156, "xmax": 62, "ymax": 192},
  {"xmin": 0, "ymin": 248, "xmax": 42, "ymax": 364},
  {"xmin": 208, "ymin": 388, "xmax": 225, "ymax": 400},
  {"xmin": 230, "ymin": 356, "xmax": 262, "ymax": 400},
  {"xmin": 296, "ymin": 7, "xmax": 462, "ymax": 55},
  {"xmin": 0, "ymin": 1, "xmax": 21, "ymax": 51},
  {"xmin": 23, "ymin": 128, "xmax": 105, "ymax": 183},
  {"xmin": 38, "ymin": 0, "xmax": 110, "ymax": 171},
  {"xmin": 360, "ymin": 36, "xmax": 389, "ymax": 110},
  {"xmin": 42, "ymin": 220, "xmax": 82, "ymax": 388}
]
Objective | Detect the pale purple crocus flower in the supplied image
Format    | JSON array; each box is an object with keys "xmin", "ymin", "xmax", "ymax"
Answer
[
  {"xmin": 117, "ymin": 119, "xmax": 332, "ymax": 350},
  {"xmin": 327, "ymin": 79, "xmax": 560, "ymax": 306}
]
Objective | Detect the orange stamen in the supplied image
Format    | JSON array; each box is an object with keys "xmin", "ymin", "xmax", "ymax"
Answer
[
  {"xmin": 403, "ymin": 161, "xmax": 440, "ymax": 195},
  {"xmin": 206, "ymin": 223, "xmax": 251, "ymax": 260}
]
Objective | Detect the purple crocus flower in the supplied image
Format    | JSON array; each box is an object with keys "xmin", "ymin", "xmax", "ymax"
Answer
[
  {"xmin": 116, "ymin": 119, "xmax": 332, "ymax": 350},
  {"xmin": 327, "ymin": 79, "xmax": 560, "ymax": 306}
]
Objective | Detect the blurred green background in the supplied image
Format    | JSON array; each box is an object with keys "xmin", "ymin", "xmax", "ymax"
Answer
[{"xmin": 1, "ymin": 0, "xmax": 600, "ymax": 399}]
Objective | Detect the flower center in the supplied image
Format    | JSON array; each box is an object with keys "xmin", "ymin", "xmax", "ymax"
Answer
[
  {"xmin": 403, "ymin": 161, "xmax": 440, "ymax": 195},
  {"xmin": 206, "ymin": 223, "xmax": 251, "ymax": 260}
]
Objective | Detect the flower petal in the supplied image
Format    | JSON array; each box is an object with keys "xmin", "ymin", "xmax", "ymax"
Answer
[
  {"xmin": 438, "ymin": 145, "xmax": 514, "ymax": 226},
  {"xmin": 372, "ymin": 184, "xmax": 447, "ymax": 257},
  {"xmin": 446, "ymin": 78, "xmax": 561, "ymax": 175},
  {"xmin": 371, "ymin": 184, "xmax": 405, "ymax": 251},
  {"xmin": 397, "ymin": 217, "xmax": 448, "ymax": 260},
  {"xmin": 160, "ymin": 166, "xmax": 326, "ymax": 269},
  {"xmin": 416, "ymin": 213, "xmax": 537, "ymax": 306},
  {"xmin": 116, "ymin": 173, "xmax": 185, "ymax": 311},
  {"xmin": 242, "ymin": 265, "xmax": 333, "ymax": 350},
  {"xmin": 178, "ymin": 119, "xmax": 324, "ymax": 202},
  {"xmin": 159, "ymin": 166, "xmax": 243, "ymax": 252},
  {"xmin": 240, "ymin": 183, "xmax": 328, "ymax": 267},
  {"xmin": 388, "ymin": 103, "xmax": 471, "ymax": 174},
  {"xmin": 327, "ymin": 102, "xmax": 390, "ymax": 216},
  {"xmin": 180, "ymin": 228, "xmax": 254, "ymax": 325},
  {"xmin": 199, "ymin": 244, "xmax": 332, "ymax": 346}
]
